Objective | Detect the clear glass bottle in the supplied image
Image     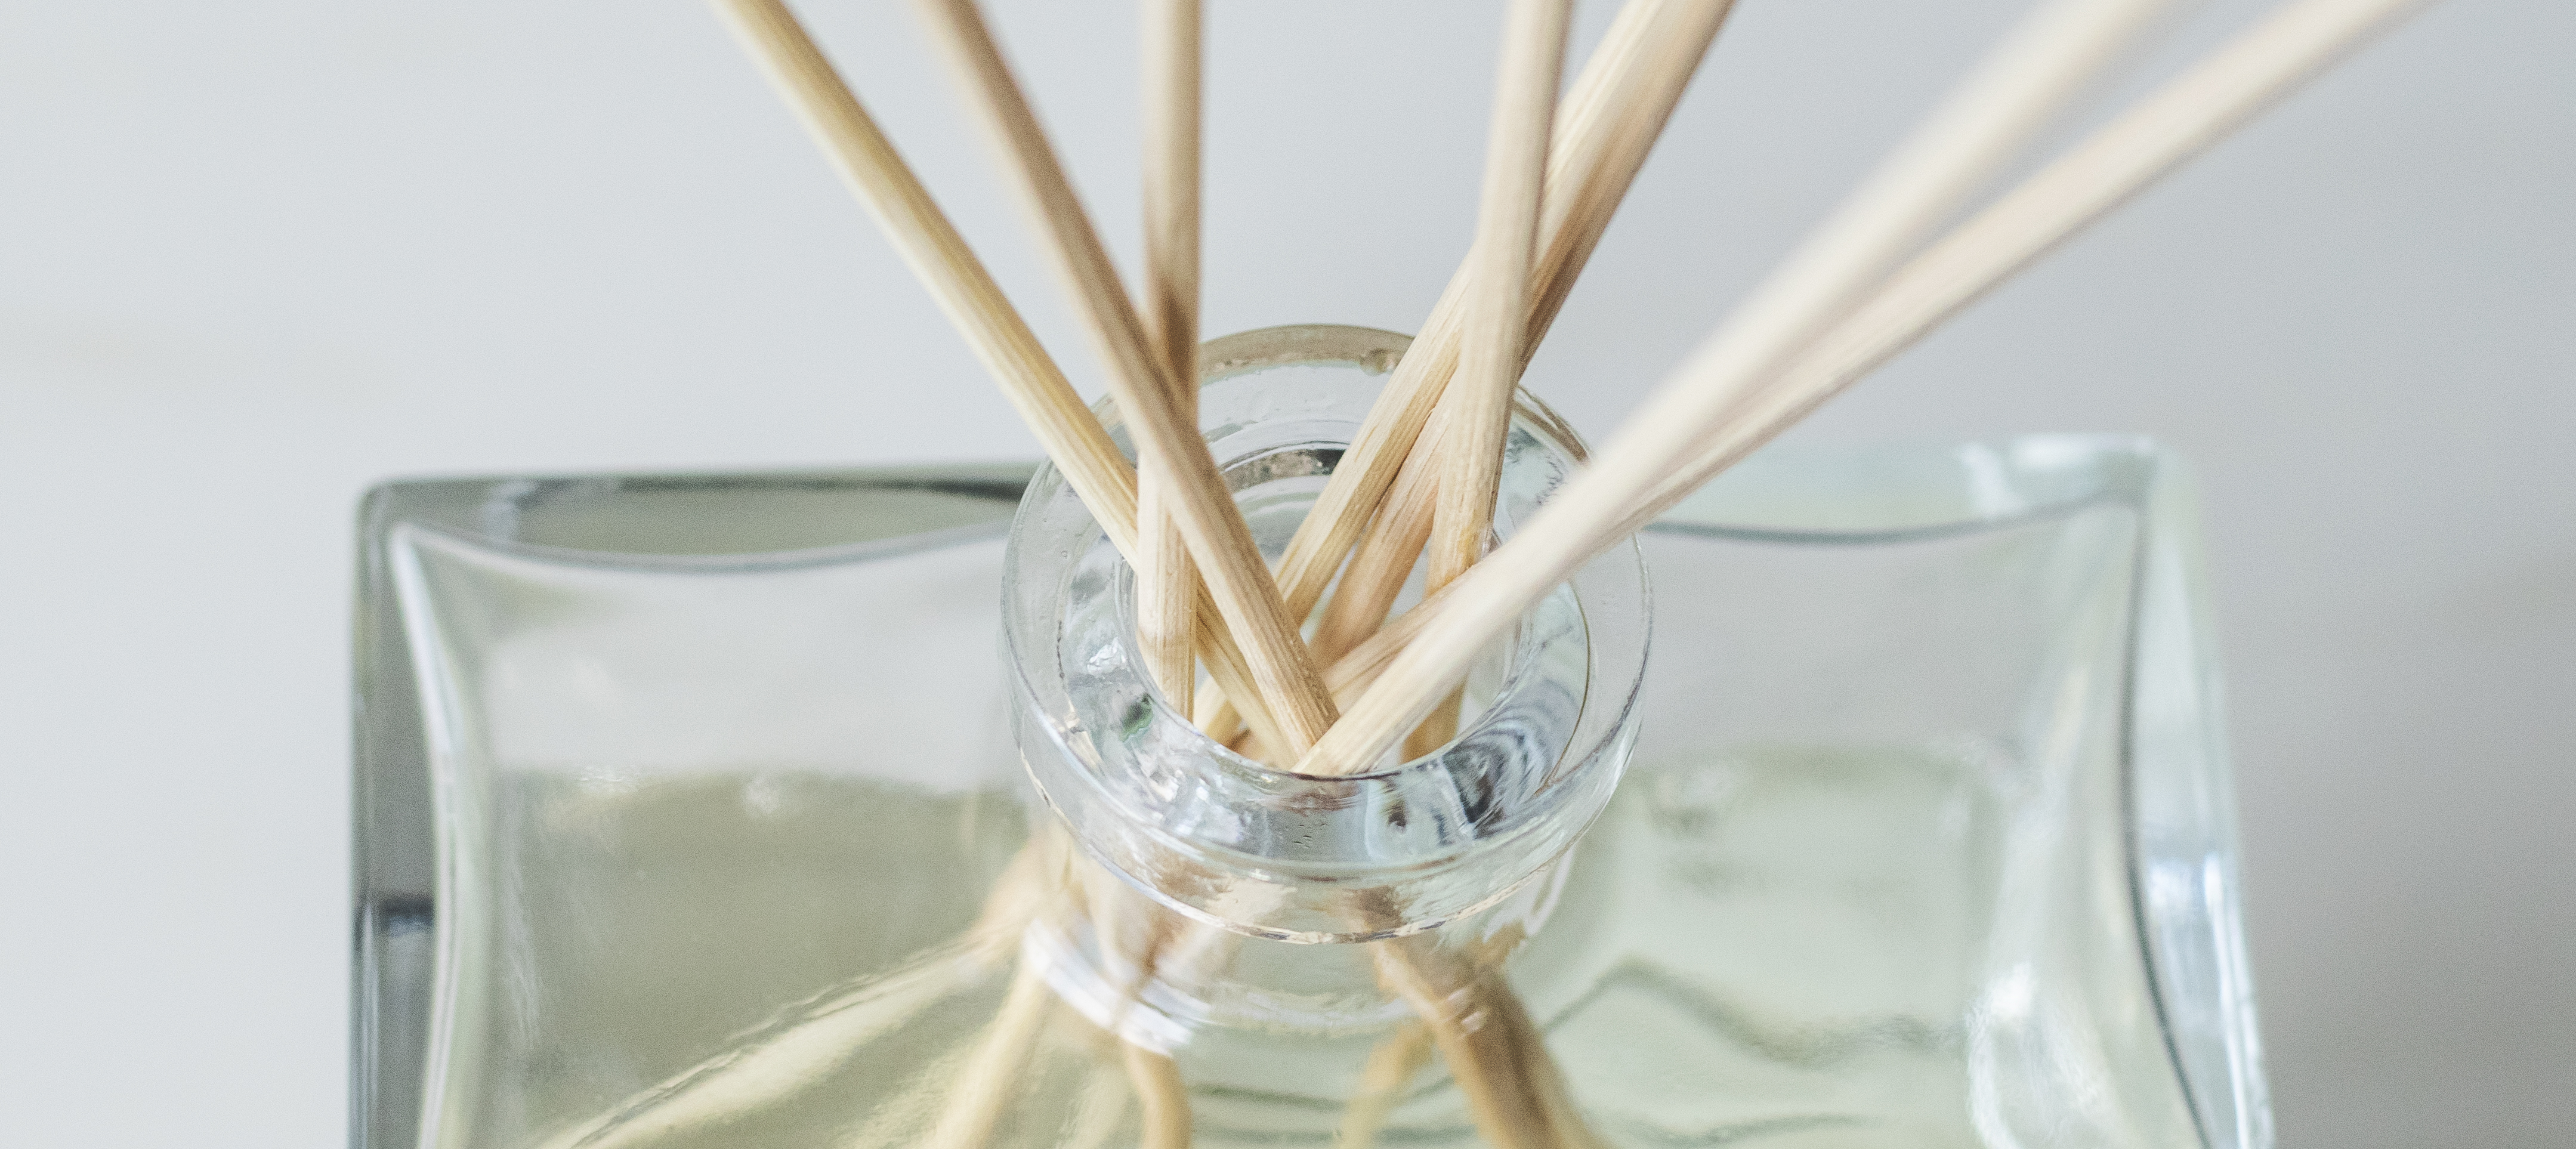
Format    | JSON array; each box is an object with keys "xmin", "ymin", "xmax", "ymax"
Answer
[{"xmin": 356, "ymin": 326, "xmax": 2266, "ymax": 1148}]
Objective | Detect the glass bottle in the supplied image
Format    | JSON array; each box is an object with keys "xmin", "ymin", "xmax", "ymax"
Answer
[{"xmin": 356, "ymin": 325, "xmax": 2266, "ymax": 1148}]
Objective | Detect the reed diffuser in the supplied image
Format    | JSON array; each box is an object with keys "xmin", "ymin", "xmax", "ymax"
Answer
[{"xmin": 350, "ymin": 1, "xmax": 2424, "ymax": 1145}]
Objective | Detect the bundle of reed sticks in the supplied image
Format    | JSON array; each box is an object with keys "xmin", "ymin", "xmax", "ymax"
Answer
[{"xmin": 703, "ymin": 0, "xmax": 2427, "ymax": 1144}]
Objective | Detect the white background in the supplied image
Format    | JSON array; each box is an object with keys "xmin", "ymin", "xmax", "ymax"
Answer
[{"xmin": 1, "ymin": 1, "xmax": 2568, "ymax": 1145}]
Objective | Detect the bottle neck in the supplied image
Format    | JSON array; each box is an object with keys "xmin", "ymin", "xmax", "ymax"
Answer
[{"xmin": 1000, "ymin": 326, "xmax": 1648, "ymax": 943}]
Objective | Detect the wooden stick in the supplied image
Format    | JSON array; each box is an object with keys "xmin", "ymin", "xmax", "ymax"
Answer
[
  {"xmin": 1430, "ymin": 0, "xmax": 1569, "ymax": 595},
  {"xmin": 1323, "ymin": 586, "xmax": 1443, "ymax": 709},
  {"xmin": 1204, "ymin": 470, "xmax": 1451, "ymax": 745},
  {"xmin": 1219, "ymin": 573, "xmax": 1448, "ymax": 762},
  {"xmin": 708, "ymin": 0, "xmax": 1132, "ymax": 538},
  {"xmin": 910, "ymin": 0, "xmax": 1339, "ymax": 752},
  {"xmin": 1128, "ymin": 423, "xmax": 1197, "ymax": 728},
  {"xmin": 921, "ymin": 960, "xmax": 1057, "ymax": 1149},
  {"xmin": 1636, "ymin": 0, "xmax": 2433, "ymax": 527},
  {"xmin": 1407, "ymin": 0, "xmax": 1571, "ymax": 756},
  {"xmin": 1310, "ymin": 415, "xmax": 1447, "ymax": 665},
  {"xmin": 1327, "ymin": 0, "xmax": 2161, "ymax": 690},
  {"xmin": 1527, "ymin": 0, "xmax": 1735, "ymax": 345},
  {"xmin": 1545, "ymin": 0, "xmax": 1666, "ymax": 165},
  {"xmin": 1194, "ymin": 0, "xmax": 1735, "ymax": 743},
  {"xmin": 1261, "ymin": 0, "xmax": 1734, "ymax": 632},
  {"xmin": 1299, "ymin": 0, "xmax": 2423, "ymax": 777},
  {"xmin": 1122, "ymin": 1044, "xmax": 1192, "ymax": 1149},
  {"xmin": 1298, "ymin": 0, "xmax": 2178, "ymax": 777},
  {"xmin": 1369, "ymin": 943, "xmax": 1559, "ymax": 1149},
  {"xmin": 1070, "ymin": 855, "xmax": 1194, "ymax": 1149},
  {"xmin": 1060, "ymin": 1058, "xmax": 1136, "ymax": 1149},
  {"xmin": 706, "ymin": 0, "xmax": 1298, "ymax": 753},
  {"xmin": 1299, "ymin": 0, "xmax": 1735, "ymax": 666},
  {"xmin": 1135, "ymin": 0, "xmax": 1204, "ymax": 714},
  {"xmin": 1140, "ymin": 0, "xmax": 1203, "ymax": 396},
  {"xmin": 1336, "ymin": 1020, "xmax": 1435, "ymax": 1149}
]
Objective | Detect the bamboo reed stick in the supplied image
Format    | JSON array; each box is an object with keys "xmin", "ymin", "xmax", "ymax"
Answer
[
  {"xmin": 705, "ymin": 0, "xmax": 1301, "ymax": 755},
  {"xmin": 921, "ymin": 960, "xmax": 1058, "ymax": 1149},
  {"xmin": 1140, "ymin": 0, "xmax": 1203, "ymax": 403},
  {"xmin": 1429, "ymin": 0, "xmax": 1569, "ymax": 597},
  {"xmin": 1302, "ymin": 0, "xmax": 1731, "ymax": 640},
  {"xmin": 1335, "ymin": 1019, "xmax": 1434, "ymax": 1149},
  {"xmin": 1369, "ymin": 943, "xmax": 1561, "ymax": 1149},
  {"xmin": 1527, "ymin": 0, "xmax": 1738, "ymax": 349},
  {"xmin": 1297, "ymin": 0, "xmax": 2180, "ymax": 776},
  {"xmin": 1333, "ymin": 10, "xmax": 1596, "ymax": 1138},
  {"xmin": 1320, "ymin": 0, "xmax": 2163, "ymax": 688},
  {"xmin": 1122, "ymin": 1044, "xmax": 1192, "ymax": 1149},
  {"xmin": 1624, "ymin": 0, "xmax": 2432, "ymax": 532},
  {"xmin": 1295, "ymin": 0, "xmax": 1739, "ymax": 716},
  {"xmin": 1261, "ymin": 0, "xmax": 1719, "ymax": 634},
  {"xmin": 909, "ymin": 0, "xmax": 1339, "ymax": 752},
  {"xmin": 1195, "ymin": 0, "xmax": 1735, "ymax": 742},
  {"xmin": 1070, "ymin": 852, "xmax": 1194, "ymax": 1149},
  {"xmin": 1309, "ymin": 416, "xmax": 1447, "ymax": 665},
  {"xmin": 1323, "ymin": 586, "xmax": 1442, "ymax": 708},
  {"xmin": 706, "ymin": 0, "xmax": 1131, "ymax": 542},
  {"xmin": 1406, "ymin": 0, "xmax": 1571, "ymax": 756},
  {"xmin": 1299, "ymin": 0, "xmax": 2423, "ymax": 777},
  {"xmin": 1135, "ymin": 0, "xmax": 1204, "ymax": 715}
]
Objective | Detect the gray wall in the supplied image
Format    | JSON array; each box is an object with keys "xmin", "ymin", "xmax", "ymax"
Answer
[{"xmin": 1, "ymin": 1, "xmax": 2565, "ymax": 1144}]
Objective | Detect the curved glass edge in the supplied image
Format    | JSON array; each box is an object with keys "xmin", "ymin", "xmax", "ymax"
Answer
[
  {"xmin": 1657, "ymin": 434, "xmax": 2270, "ymax": 1149},
  {"xmin": 2128, "ymin": 452, "xmax": 2272, "ymax": 1149},
  {"xmin": 349, "ymin": 465, "xmax": 1034, "ymax": 1149}
]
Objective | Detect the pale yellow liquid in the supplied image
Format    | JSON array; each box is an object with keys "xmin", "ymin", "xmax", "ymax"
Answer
[{"xmin": 441, "ymin": 745, "xmax": 2152, "ymax": 1148}]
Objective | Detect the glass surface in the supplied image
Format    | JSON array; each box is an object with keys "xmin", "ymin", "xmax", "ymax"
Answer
[
  {"xmin": 351, "ymin": 465, "xmax": 1039, "ymax": 1149},
  {"xmin": 356, "ymin": 347, "xmax": 2265, "ymax": 1148}
]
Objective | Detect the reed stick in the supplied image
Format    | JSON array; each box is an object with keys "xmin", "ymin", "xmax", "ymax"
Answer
[
  {"xmin": 1261, "ymin": 0, "xmax": 1722, "ymax": 634},
  {"xmin": 1140, "ymin": 0, "xmax": 1203, "ymax": 398},
  {"xmin": 1527, "ymin": 0, "xmax": 1737, "ymax": 347},
  {"xmin": 910, "ymin": 0, "xmax": 1340, "ymax": 751},
  {"xmin": 1310, "ymin": 418, "xmax": 1446, "ymax": 665},
  {"xmin": 1068, "ymin": 853, "xmax": 1194, "ymax": 1149},
  {"xmin": 1626, "ymin": 0, "xmax": 2432, "ymax": 528},
  {"xmin": 1309, "ymin": 14, "xmax": 1596, "ymax": 1140},
  {"xmin": 921, "ymin": 960, "xmax": 1057, "ymax": 1149},
  {"xmin": 706, "ymin": 0, "xmax": 1301, "ymax": 755},
  {"xmin": 1061, "ymin": 1058, "xmax": 1138, "ymax": 1149},
  {"xmin": 1299, "ymin": 0, "xmax": 2180, "ymax": 776},
  {"xmin": 707, "ymin": 0, "xmax": 1132, "ymax": 539},
  {"xmin": 1336, "ymin": 1020, "xmax": 1435, "ymax": 1149},
  {"xmin": 1135, "ymin": 0, "xmax": 1204, "ymax": 715},
  {"xmin": 1299, "ymin": 0, "xmax": 2422, "ymax": 777},
  {"xmin": 1122, "ymin": 1044, "xmax": 1192, "ymax": 1149},
  {"xmin": 1369, "ymin": 943, "xmax": 1561, "ymax": 1149},
  {"xmin": 1298, "ymin": 0, "xmax": 1738, "ymax": 723},
  {"xmin": 1403, "ymin": 0, "xmax": 1571, "ymax": 756},
  {"xmin": 1195, "ymin": 0, "xmax": 1735, "ymax": 742},
  {"xmin": 1429, "ymin": 0, "xmax": 1569, "ymax": 595},
  {"xmin": 1316, "ymin": 0, "xmax": 2164, "ymax": 693}
]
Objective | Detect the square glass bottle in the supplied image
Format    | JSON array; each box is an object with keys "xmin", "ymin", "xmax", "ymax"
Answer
[{"xmin": 354, "ymin": 328, "xmax": 2265, "ymax": 1148}]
